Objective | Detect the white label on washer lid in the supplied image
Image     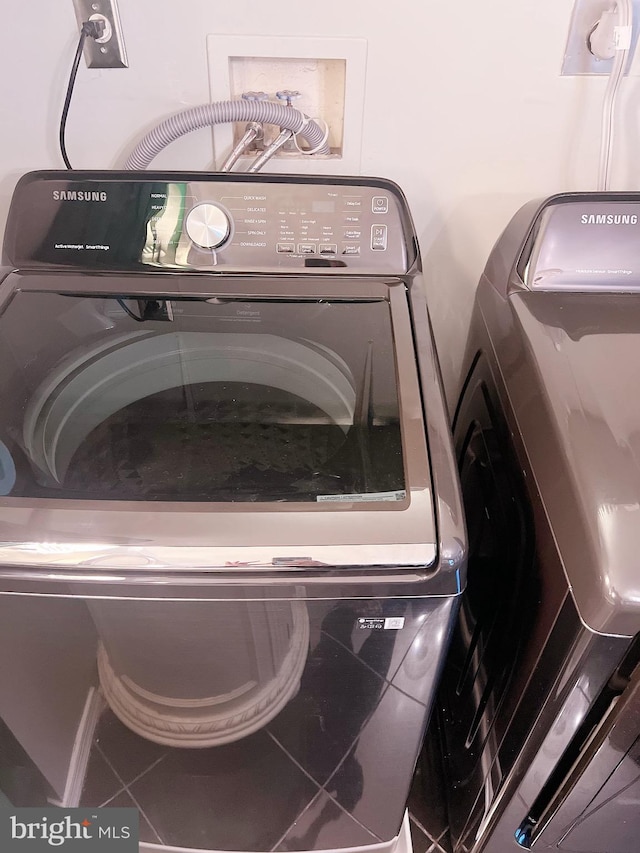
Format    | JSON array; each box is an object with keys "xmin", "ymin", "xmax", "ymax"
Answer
[
  {"xmin": 317, "ymin": 490, "xmax": 406, "ymax": 503},
  {"xmin": 357, "ymin": 617, "xmax": 406, "ymax": 630}
]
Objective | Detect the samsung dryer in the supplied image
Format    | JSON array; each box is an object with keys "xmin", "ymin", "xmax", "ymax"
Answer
[
  {"xmin": 0, "ymin": 171, "xmax": 465, "ymax": 853},
  {"xmin": 440, "ymin": 193, "xmax": 640, "ymax": 853}
]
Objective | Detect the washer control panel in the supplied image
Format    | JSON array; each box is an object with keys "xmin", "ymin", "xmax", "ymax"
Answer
[{"xmin": 5, "ymin": 173, "xmax": 414, "ymax": 275}]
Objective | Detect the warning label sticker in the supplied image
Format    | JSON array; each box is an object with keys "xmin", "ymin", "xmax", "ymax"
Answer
[{"xmin": 317, "ymin": 490, "xmax": 406, "ymax": 503}]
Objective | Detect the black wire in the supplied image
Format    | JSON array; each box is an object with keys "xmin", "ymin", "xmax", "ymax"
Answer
[
  {"xmin": 117, "ymin": 298, "xmax": 144, "ymax": 322},
  {"xmin": 59, "ymin": 25, "xmax": 96, "ymax": 170}
]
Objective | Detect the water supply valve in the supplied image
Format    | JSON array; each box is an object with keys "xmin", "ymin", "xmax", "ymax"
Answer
[{"xmin": 276, "ymin": 90, "xmax": 302, "ymax": 151}]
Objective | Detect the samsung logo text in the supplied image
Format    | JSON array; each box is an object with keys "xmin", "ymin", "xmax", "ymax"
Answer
[
  {"xmin": 53, "ymin": 191, "xmax": 108, "ymax": 202},
  {"xmin": 580, "ymin": 213, "xmax": 638, "ymax": 225}
]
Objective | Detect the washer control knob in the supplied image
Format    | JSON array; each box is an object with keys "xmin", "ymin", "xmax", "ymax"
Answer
[{"xmin": 185, "ymin": 203, "xmax": 231, "ymax": 249}]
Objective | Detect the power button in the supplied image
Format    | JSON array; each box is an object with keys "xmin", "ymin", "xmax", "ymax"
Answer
[{"xmin": 372, "ymin": 196, "xmax": 389, "ymax": 214}]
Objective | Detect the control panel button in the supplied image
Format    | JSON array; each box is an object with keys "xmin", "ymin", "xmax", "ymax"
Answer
[
  {"xmin": 344, "ymin": 229, "xmax": 362, "ymax": 239},
  {"xmin": 342, "ymin": 245, "xmax": 361, "ymax": 255},
  {"xmin": 372, "ymin": 196, "xmax": 389, "ymax": 214},
  {"xmin": 185, "ymin": 203, "xmax": 231, "ymax": 249},
  {"xmin": 297, "ymin": 243, "xmax": 316, "ymax": 254},
  {"xmin": 319, "ymin": 244, "xmax": 338, "ymax": 255},
  {"xmin": 371, "ymin": 224, "xmax": 388, "ymax": 251},
  {"xmin": 276, "ymin": 243, "xmax": 295, "ymax": 253}
]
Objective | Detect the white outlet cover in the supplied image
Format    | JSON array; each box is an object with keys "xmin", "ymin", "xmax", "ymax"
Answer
[
  {"xmin": 207, "ymin": 35, "xmax": 367, "ymax": 174},
  {"xmin": 562, "ymin": 0, "xmax": 640, "ymax": 74}
]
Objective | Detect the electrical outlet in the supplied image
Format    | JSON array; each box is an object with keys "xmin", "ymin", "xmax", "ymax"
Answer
[
  {"xmin": 562, "ymin": 0, "xmax": 640, "ymax": 74},
  {"xmin": 73, "ymin": 0, "xmax": 128, "ymax": 69}
]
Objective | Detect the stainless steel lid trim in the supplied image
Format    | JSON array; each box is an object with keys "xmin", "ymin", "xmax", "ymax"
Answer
[{"xmin": 0, "ymin": 542, "xmax": 437, "ymax": 571}]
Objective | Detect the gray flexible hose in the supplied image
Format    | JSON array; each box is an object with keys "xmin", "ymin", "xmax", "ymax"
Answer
[{"xmin": 124, "ymin": 100, "xmax": 329, "ymax": 170}]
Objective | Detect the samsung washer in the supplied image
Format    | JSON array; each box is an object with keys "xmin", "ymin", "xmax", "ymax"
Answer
[{"xmin": 0, "ymin": 171, "xmax": 465, "ymax": 853}]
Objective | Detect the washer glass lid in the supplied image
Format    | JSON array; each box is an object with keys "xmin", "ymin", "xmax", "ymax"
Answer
[{"xmin": 0, "ymin": 293, "xmax": 405, "ymax": 504}]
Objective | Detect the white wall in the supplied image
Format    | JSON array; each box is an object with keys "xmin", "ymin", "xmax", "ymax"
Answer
[{"xmin": 2, "ymin": 0, "xmax": 639, "ymax": 401}]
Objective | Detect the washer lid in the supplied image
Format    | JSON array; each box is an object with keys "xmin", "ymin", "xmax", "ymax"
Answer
[
  {"xmin": 510, "ymin": 290, "xmax": 640, "ymax": 635},
  {"xmin": 0, "ymin": 277, "xmax": 436, "ymax": 570}
]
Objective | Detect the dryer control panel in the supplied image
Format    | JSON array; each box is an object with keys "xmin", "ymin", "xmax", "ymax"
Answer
[
  {"xmin": 3, "ymin": 172, "xmax": 415, "ymax": 275},
  {"xmin": 522, "ymin": 195, "xmax": 640, "ymax": 291}
]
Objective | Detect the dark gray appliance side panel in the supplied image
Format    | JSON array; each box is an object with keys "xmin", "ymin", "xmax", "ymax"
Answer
[
  {"xmin": 472, "ymin": 625, "xmax": 629, "ymax": 853},
  {"xmin": 444, "ymin": 296, "xmax": 631, "ymax": 853},
  {"xmin": 443, "ymin": 322, "xmax": 575, "ymax": 851},
  {"xmin": 458, "ymin": 273, "xmax": 630, "ymax": 853},
  {"xmin": 528, "ymin": 655, "xmax": 640, "ymax": 852},
  {"xmin": 555, "ymin": 740, "xmax": 640, "ymax": 853},
  {"xmin": 507, "ymin": 290, "xmax": 640, "ymax": 637},
  {"xmin": 478, "ymin": 273, "xmax": 640, "ymax": 635}
]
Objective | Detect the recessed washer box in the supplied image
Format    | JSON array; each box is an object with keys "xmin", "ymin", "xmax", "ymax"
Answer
[{"xmin": 207, "ymin": 35, "xmax": 367, "ymax": 174}]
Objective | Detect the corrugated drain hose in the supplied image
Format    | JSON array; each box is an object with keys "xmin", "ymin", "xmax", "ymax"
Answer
[{"xmin": 124, "ymin": 100, "xmax": 329, "ymax": 170}]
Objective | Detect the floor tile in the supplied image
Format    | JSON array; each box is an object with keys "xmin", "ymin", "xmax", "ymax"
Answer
[
  {"xmin": 128, "ymin": 728, "xmax": 319, "ymax": 851},
  {"xmin": 79, "ymin": 747, "xmax": 123, "ymax": 807},
  {"xmin": 409, "ymin": 817, "xmax": 433, "ymax": 853},
  {"xmin": 430, "ymin": 833, "xmax": 453, "ymax": 853},
  {"xmin": 275, "ymin": 790, "xmax": 379, "ymax": 851},
  {"xmin": 102, "ymin": 788, "xmax": 162, "ymax": 844},
  {"xmin": 268, "ymin": 631, "xmax": 385, "ymax": 785},
  {"xmin": 94, "ymin": 709, "xmax": 167, "ymax": 786}
]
